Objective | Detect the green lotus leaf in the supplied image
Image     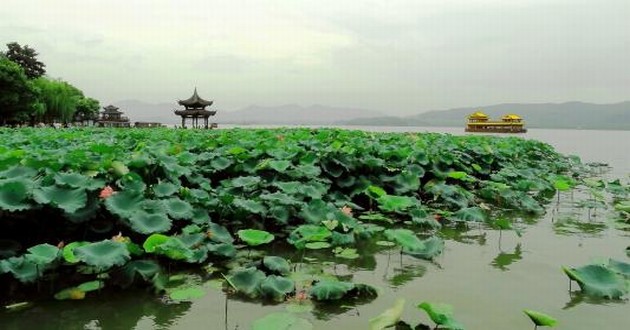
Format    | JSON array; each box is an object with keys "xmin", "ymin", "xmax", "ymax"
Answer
[
  {"xmin": 155, "ymin": 237, "xmax": 194, "ymax": 261},
  {"xmin": 263, "ymin": 256, "xmax": 291, "ymax": 275},
  {"xmin": 369, "ymin": 298, "xmax": 405, "ymax": 330},
  {"xmin": 228, "ymin": 267, "xmax": 266, "ymax": 297},
  {"xmin": 377, "ymin": 195, "xmax": 419, "ymax": 213},
  {"xmin": 251, "ymin": 312, "xmax": 313, "ymax": 330},
  {"xmin": 292, "ymin": 164, "xmax": 321, "ymax": 178},
  {"xmin": 143, "ymin": 234, "xmax": 170, "ymax": 253},
  {"xmin": 366, "ymin": 185, "xmax": 387, "ymax": 199},
  {"xmin": 164, "ymin": 198, "xmax": 194, "ymax": 220},
  {"xmin": 375, "ymin": 241, "xmax": 396, "ymax": 247},
  {"xmin": 288, "ymin": 225, "xmax": 332, "ymax": 249},
  {"xmin": 384, "ymin": 229, "xmax": 425, "ymax": 251},
  {"xmin": 117, "ymin": 172, "xmax": 146, "ymax": 193},
  {"xmin": 127, "ymin": 211, "xmax": 172, "ymax": 234},
  {"xmin": 614, "ymin": 201, "xmax": 630, "ymax": 213},
  {"xmin": 237, "ymin": 229, "xmax": 274, "ymax": 246},
  {"xmin": 451, "ymin": 207, "xmax": 487, "ymax": 223},
  {"xmin": 553, "ymin": 178, "xmax": 572, "ymax": 191},
  {"xmin": 77, "ymin": 280, "xmax": 105, "ymax": 292},
  {"xmin": 25, "ymin": 243, "xmax": 59, "ymax": 266},
  {"xmin": 105, "ymin": 190, "xmax": 144, "ymax": 218},
  {"xmin": 230, "ymin": 176, "xmax": 261, "ymax": 188},
  {"xmin": 207, "ymin": 242, "xmax": 236, "ymax": 258},
  {"xmin": 393, "ymin": 172, "xmax": 421, "ymax": 194},
  {"xmin": 169, "ymin": 285, "xmax": 206, "ymax": 301},
  {"xmin": 33, "ymin": 185, "xmax": 87, "ymax": 213},
  {"xmin": 403, "ymin": 236, "xmax": 444, "ymax": 260},
  {"xmin": 608, "ymin": 259, "xmax": 630, "ymax": 277},
  {"xmin": 273, "ymin": 181, "xmax": 301, "ymax": 194},
  {"xmin": 0, "ymin": 166, "xmax": 36, "ymax": 179},
  {"xmin": 64, "ymin": 198, "xmax": 100, "ymax": 223},
  {"xmin": 309, "ymin": 280, "xmax": 354, "ymax": 301},
  {"xmin": 333, "ymin": 247, "xmax": 360, "ymax": 260},
  {"xmin": 523, "ymin": 309, "xmax": 557, "ymax": 327},
  {"xmin": 259, "ymin": 275, "xmax": 295, "ymax": 301},
  {"xmin": 331, "ymin": 232, "xmax": 355, "ymax": 246},
  {"xmin": 232, "ymin": 198, "xmax": 266, "ymax": 215},
  {"xmin": 207, "ymin": 222, "xmax": 234, "ymax": 244},
  {"xmin": 358, "ymin": 212, "xmax": 394, "ymax": 224},
  {"xmin": 0, "ymin": 257, "xmax": 39, "ymax": 283},
  {"xmin": 562, "ymin": 264, "xmax": 628, "ymax": 299},
  {"xmin": 62, "ymin": 241, "xmax": 89, "ymax": 263},
  {"xmin": 268, "ymin": 160, "xmax": 292, "ymax": 172},
  {"xmin": 300, "ymin": 199, "xmax": 335, "ymax": 224},
  {"xmin": 74, "ymin": 240, "xmax": 130, "ymax": 270},
  {"xmin": 0, "ymin": 179, "xmax": 31, "ymax": 211},
  {"xmin": 210, "ymin": 156, "xmax": 233, "ymax": 171},
  {"xmin": 153, "ymin": 182, "xmax": 179, "ymax": 197},
  {"xmin": 417, "ymin": 301, "xmax": 465, "ymax": 330},
  {"xmin": 305, "ymin": 242, "xmax": 331, "ymax": 250},
  {"xmin": 447, "ymin": 171, "xmax": 469, "ymax": 180},
  {"xmin": 123, "ymin": 259, "xmax": 161, "ymax": 281},
  {"xmin": 54, "ymin": 172, "xmax": 89, "ymax": 188},
  {"xmin": 259, "ymin": 192, "xmax": 302, "ymax": 206}
]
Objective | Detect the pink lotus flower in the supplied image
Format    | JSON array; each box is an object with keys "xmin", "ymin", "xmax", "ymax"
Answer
[
  {"xmin": 99, "ymin": 185, "xmax": 116, "ymax": 199},
  {"xmin": 340, "ymin": 205, "xmax": 353, "ymax": 217}
]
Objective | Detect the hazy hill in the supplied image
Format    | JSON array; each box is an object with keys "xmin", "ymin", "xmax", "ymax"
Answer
[
  {"xmin": 344, "ymin": 101, "xmax": 630, "ymax": 130},
  {"xmin": 112, "ymin": 101, "xmax": 384, "ymax": 126}
]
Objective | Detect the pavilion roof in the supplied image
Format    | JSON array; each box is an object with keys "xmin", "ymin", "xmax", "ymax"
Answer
[
  {"xmin": 468, "ymin": 111, "xmax": 489, "ymax": 119},
  {"xmin": 502, "ymin": 114, "xmax": 522, "ymax": 120},
  {"xmin": 178, "ymin": 88, "xmax": 213, "ymax": 107},
  {"xmin": 102, "ymin": 105, "xmax": 122, "ymax": 114}
]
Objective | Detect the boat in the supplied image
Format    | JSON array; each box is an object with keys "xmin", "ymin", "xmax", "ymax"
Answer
[{"xmin": 465, "ymin": 111, "xmax": 527, "ymax": 133}]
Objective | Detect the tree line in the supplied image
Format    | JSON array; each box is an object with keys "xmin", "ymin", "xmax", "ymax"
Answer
[{"xmin": 0, "ymin": 42, "xmax": 100, "ymax": 126}]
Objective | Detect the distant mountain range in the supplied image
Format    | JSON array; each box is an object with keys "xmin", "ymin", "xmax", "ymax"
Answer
[{"xmin": 112, "ymin": 100, "xmax": 630, "ymax": 130}]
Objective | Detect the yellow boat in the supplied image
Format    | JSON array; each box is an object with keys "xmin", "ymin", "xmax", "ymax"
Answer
[{"xmin": 465, "ymin": 111, "xmax": 527, "ymax": 133}]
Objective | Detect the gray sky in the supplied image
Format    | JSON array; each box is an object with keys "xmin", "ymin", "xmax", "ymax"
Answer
[{"xmin": 1, "ymin": 0, "xmax": 628, "ymax": 115}]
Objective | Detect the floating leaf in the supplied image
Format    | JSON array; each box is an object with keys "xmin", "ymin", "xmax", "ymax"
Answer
[
  {"xmin": 333, "ymin": 247, "xmax": 360, "ymax": 259},
  {"xmin": 309, "ymin": 280, "xmax": 354, "ymax": 301},
  {"xmin": 305, "ymin": 242, "xmax": 331, "ymax": 250},
  {"xmin": 169, "ymin": 285, "xmax": 206, "ymax": 301},
  {"xmin": 369, "ymin": 298, "xmax": 405, "ymax": 330},
  {"xmin": 562, "ymin": 264, "xmax": 628, "ymax": 299},
  {"xmin": 237, "ymin": 229, "xmax": 274, "ymax": 246}
]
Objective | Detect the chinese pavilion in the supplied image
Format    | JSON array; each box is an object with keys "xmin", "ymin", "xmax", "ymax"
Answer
[
  {"xmin": 174, "ymin": 88, "xmax": 217, "ymax": 129},
  {"xmin": 465, "ymin": 111, "xmax": 526, "ymax": 133},
  {"xmin": 96, "ymin": 105, "xmax": 131, "ymax": 127}
]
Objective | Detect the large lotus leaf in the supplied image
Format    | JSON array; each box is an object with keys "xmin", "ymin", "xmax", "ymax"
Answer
[
  {"xmin": 237, "ymin": 229, "xmax": 274, "ymax": 246},
  {"xmin": 451, "ymin": 207, "xmax": 487, "ymax": 223},
  {"xmin": 155, "ymin": 237, "xmax": 194, "ymax": 261},
  {"xmin": 127, "ymin": 211, "xmax": 172, "ymax": 234},
  {"xmin": 64, "ymin": 198, "xmax": 100, "ymax": 223},
  {"xmin": 0, "ymin": 179, "xmax": 32, "ymax": 211},
  {"xmin": 309, "ymin": 280, "xmax": 354, "ymax": 301},
  {"xmin": 288, "ymin": 225, "xmax": 332, "ymax": 249},
  {"xmin": 260, "ymin": 192, "xmax": 302, "ymax": 206},
  {"xmin": 300, "ymin": 199, "xmax": 335, "ymax": 223},
  {"xmin": 263, "ymin": 256, "xmax": 291, "ymax": 275},
  {"xmin": 333, "ymin": 247, "xmax": 360, "ymax": 259},
  {"xmin": 292, "ymin": 164, "xmax": 321, "ymax": 178},
  {"xmin": 377, "ymin": 195, "xmax": 419, "ymax": 213},
  {"xmin": 228, "ymin": 267, "xmax": 266, "ymax": 297},
  {"xmin": 152, "ymin": 182, "xmax": 178, "ymax": 197},
  {"xmin": 105, "ymin": 190, "xmax": 144, "ymax": 217},
  {"xmin": 369, "ymin": 298, "xmax": 405, "ymax": 330},
  {"xmin": 523, "ymin": 309, "xmax": 557, "ymax": 327},
  {"xmin": 207, "ymin": 222, "xmax": 234, "ymax": 244},
  {"xmin": 608, "ymin": 259, "xmax": 630, "ymax": 277},
  {"xmin": 117, "ymin": 172, "xmax": 146, "ymax": 193},
  {"xmin": 273, "ymin": 181, "xmax": 301, "ymax": 194},
  {"xmin": 54, "ymin": 172, "xmax": 90, "ymax": 188},
  {"xmin": 33, "ymin": 185, "xmax": 87, "ymax": 213},
  {"xmin": 74, "ymin": 240, "xmax": 130, "ymax": 270},
  {"xmin": 169, "ymin": 285, "xmax": 206, "ymax": 301},
  {"xmin": 229, "ymin": 176, "xmax": 261, "ymax": 188},
  {"xmin": 403, "ymin": 236, "xmax": 444, "ymax": 260},
  {"xmin": 251, "ymin": 312, "xmax": 313, "ymax": 330},
  {"xmin": 0, "ymin": 166, "xmax": 36, "ymax": 179},
  {"xmin": 207, "ymin": 242, "xmax": 236, "ymax": 258},
  {"xmin": 393, "ymin": 172, "xmax": 421, "ymax": 194},
  {"xmin": 268, "ymin": 160, "xmax": 292, "ymax": 172},
  {"xmin": 164, "ymin": 198, "xmax": 194, "ymax": 220},
  {"xmin": 259, "ymin": 275, "xmax": 295, "ymax": 301},
  {"xmin": 25, "ymin": 243, "xmax": 59, "ymax": 266},
  {"xmin": 232, "ymin": 198, "xmax": 266, "ymax": 215},
  {"xmin": 562, "ymin": 264, "xmax": 628, "ymax": 299},
  {"xmin": 0, "ymin": 257, "xmax": 39, "ymax": 283},
  {"xmin": 384, "ymin": 229, "xmax": 425, "ymax": 251},
  {"xmin": 417, "ymin": 302, "xmax": 465, "ymax": 330}
]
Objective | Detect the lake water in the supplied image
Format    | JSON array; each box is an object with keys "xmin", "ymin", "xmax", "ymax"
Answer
[{"xmin": 1, "ymin": 127, "xmax": 628, "ymax": 330}]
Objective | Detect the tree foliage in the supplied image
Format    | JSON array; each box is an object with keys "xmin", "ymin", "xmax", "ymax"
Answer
[
  {"xmin": 0, "ymin": 56, "xmax": 38, "ymax": 124},
  {"xmin": 4, "ymin": 42, "xmax": 46, "ymax": 79}
]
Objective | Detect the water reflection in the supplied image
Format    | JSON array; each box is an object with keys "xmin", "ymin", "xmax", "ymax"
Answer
[
  {"xmin": 0, "ymin": 291, "xmax": 191, "ymax": 330},
  {"xmin": 491, "ymin": 244, "xmax": 523, "ymax": 271},
  {"xmin": 440, "ymin": 226, "xmax": 487, "ymax": 246}
]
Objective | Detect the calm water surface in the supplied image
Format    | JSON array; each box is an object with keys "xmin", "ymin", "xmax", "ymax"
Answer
[{"xmin": 1, "ymin": 127, "xmax": 628, "ymax": 330}]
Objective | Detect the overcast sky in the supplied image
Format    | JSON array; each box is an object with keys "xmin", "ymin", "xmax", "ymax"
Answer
[{"xmin": 1, "ymin": 0, "xmax": 628, "ymax": 115}]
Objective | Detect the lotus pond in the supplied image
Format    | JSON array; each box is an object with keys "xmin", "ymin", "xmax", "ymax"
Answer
[{"xmin": 0, "ymin": 127, "xmax": 628, "ymax": 329}]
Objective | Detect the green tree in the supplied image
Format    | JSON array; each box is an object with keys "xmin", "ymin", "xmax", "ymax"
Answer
[
  {"xmin": 33, "ymin": 78, "xmax": 82, "ymax": 124},
  {"xmin": 0, "ymin": 56, "xmax": 38, "ymax": 125},
  {"xmin": 74, "ymin": 97, "xmax": 100, "ymax": 123},
  {"xmin": 4, "ymin": 42, "xmax": 46, "ymax": 79}
]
